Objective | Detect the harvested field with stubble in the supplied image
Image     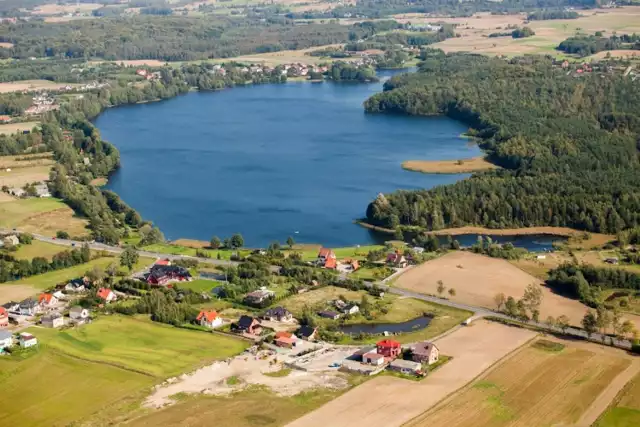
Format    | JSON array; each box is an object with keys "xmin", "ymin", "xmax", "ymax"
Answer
[
  {"xmin": 406, "ymin": 338, "xmax": 637, "ymax": 427},
  {"xmin": 596, "ymin": 372, "xmax": 640, "ymax": 427},
  {"xmin": 0, "ymin": 80, "xmax": 80, "ymax": 93},
  {"xmin": 402, "ymin": 157, "xmax": 498, "ymax": 174},
  {"xmin": 285, "ymin": 321, "xmax": 535, "ymax": 427}
]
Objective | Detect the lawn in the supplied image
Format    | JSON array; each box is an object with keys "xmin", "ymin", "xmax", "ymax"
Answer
[
  {"xmin": 596, "ymin": 373, "xmax": 640, "ymax": 427},
  {"xmin": 288, "ymin": 244, "xmax": 392, "ymax": 262},
  {"xmin": 0, "ymin": 348, "xmax": 153, "ymax": 427},
  {"xmin": 176, "ymin": 278, "xmax": 219, "ymax": 293},
  {"xmin": 0, "ymin": 197, "xmax": 88, "ymax": 236},
  {"xmin": 408, "ymin": 342, "xmax": 631, "ymax": 427},
  {"xmin": 28, "ymin": 315, "xmax": 249, "ymax": 377},
  {"xmin": 143, "ymin": 243, "xmax": 251, "ymax": 260},
  {"xmin": 11, "ymin": 240, "xmax": 67, "ymax": 260}
]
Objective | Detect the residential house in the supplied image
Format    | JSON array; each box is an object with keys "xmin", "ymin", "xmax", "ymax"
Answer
[
  {"xmin": 19, "ymin": 298, "xmax": 41, "ymax": 316},
  {"xmin": 38, "ymin": 293, "xmax": 58, "ymax": 307},
  {"xmin": 97, "ymin": 288, "xmax": 117, "ymax": 303},
  {"xmin": 2, "ymin": 301, "xmax": 20, "ymax": 314},
  {"xmin": 343, "ymin": 258, "xmax": 360, "ymax": 271},
  {"xmin": 376, "ymin": 339, "xmax": 402, "ymax": 358},
  {"xmin": 234, "ymin": 315, "xmax": 262, "ymax": 335},
  {"xmin": 334, "ymin": 299, "xmax": 347, "ymax": 310},
  {"xmin": 412, "ymin": 341, "xmax": 439, "ymax": 365},
  {"xmin": 318, "ymin": 310, "xmax": 340, "ymax": 320},
  {"xmin": 317, "ymin": 248, "xmax": 337, "ymax": 269},
  {"xmin": 0, "ymin": 330, "xmax": 13, "ymax": 351},
  {"xmin": 8, "ymin": 188, "xmax": 25, "ymax": 198},
  {"xmin": 52, "ymin": 290, "xmax": 65, "ymax": 301},
  {"xmin": 389, "ymin": 359, "xmax": 422, "ymax": 375},
  {"xmin": 2, "ymin": 235, "xmax": 19, "ymax": 247},
  {"xmin": 18, "ymin": 332, "xmax": 37, "ymax": 348},
  {"xmin": 145, "ymin": 265, "xmax": 192, "ymax": 286},
  {"xmin": 69, "ymin": 306, "xmax": 90, "ymax": 323},
  {"xmin": 0, "ymin": 115, "xmax": 11, "ymax": 123},
  {"xmin": 155, "ymin": 258, "xmax": 171, "ymax": 266},
  {"xmin": 274, "ymin": 332, "xmax": 298, "ymax": 348},
  {"xmin": 386, "ymin": 251, "xmax": 408, "ymax": 268},
  {"xmin": 0, "ymin": 307, "xmax": 8, "ymax": 328},
  {"xmin": 41, "ymin": 312, "xmax": 64, "ymax": 328},
  {"xmin": 605, "ymin": 258, "xmax": 619, "ymax": 265},
  {"xmin": 65, "ymin": 278, "xmax": 88, "ymax": 293},
  {"xmin": 412, "ymin": 247, "xmax": 425, "ymax": 254},
  {"xmin": 362, "ymin": 352, "xmax": 385, "ymax": 366},
  {"xmin": 262, "ymin": 306, "xmax": 293, "ymax": 322},
  {"xmin": 244, "ymin": 289, "xmax": 275, "ymax": 306},
  {"xmin": 196, "ymin": 310, "xmax": 223, "ymax": 329},
  {"xmin": 342, "ymin": 304, "xmax": 360, "ymax": 315},
  {"xmin": 297, "ymin": 325, "xmax": 318, "ymax": 341}
]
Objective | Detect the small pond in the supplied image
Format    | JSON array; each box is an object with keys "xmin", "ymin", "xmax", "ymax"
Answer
[{"xmin": 338, "ymin": 315, "xmax": 432, "ymax": 335}]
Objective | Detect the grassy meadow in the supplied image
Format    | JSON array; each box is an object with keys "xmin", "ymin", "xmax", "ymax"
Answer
[
  {"xmin": 596, "ymin": 373, "xmax": 640, "ymax": 427},
  {"xmin": 12, "ymin": 240, "xmax": 68, "ymax": 260},
  {"xmin": 28, "ymin": 315, "xmax": 249, "ymax": 377},
  {"xmin": 0, "ymin": 197, "xmax": 88, "ymax": 236}
]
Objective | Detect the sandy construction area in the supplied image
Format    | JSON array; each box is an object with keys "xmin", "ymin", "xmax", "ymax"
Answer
[
  {"xmin": 145, "ymin": 351, "xmax": 349, "ymax": 408},
  {"xmin": 407, "ymin": 337, "xmax": 638, "ymax": 427},
  {"xmin": 286, "ymin": 321, "xmax": 535, "ymax": 427}
]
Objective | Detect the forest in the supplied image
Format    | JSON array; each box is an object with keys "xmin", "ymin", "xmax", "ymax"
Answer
[
  {"xmin": 363, "ymin": 51, "xmax": 640, "ymax": 235},
  {"xmin": 557, "ymin": 33, "xmax": 640, "ymax": 56},
  {"xmin": 526, "ymin": 9, "xmax": 579, "ymax": 20}
]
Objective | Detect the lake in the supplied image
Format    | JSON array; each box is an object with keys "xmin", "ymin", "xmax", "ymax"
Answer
[
  {"xmin": 98, "ymin": 69, "xmax": 480, "ymax": 247},
  {"xmin": 338, "ymin": 315, "xmax": 433, "ymax": 335}
]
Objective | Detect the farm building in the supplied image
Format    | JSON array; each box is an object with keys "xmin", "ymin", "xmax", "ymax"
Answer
[
  {"xmin": 412, "ymin": 341, "xmax": 439, "ymax": 365},
  {"xmin": 342, "ymin": 303, "xmax": 360, "ymax": 315},
  {"xmin": 377, "ymin": 339, "xmax": 402, "ymax": 358},
  {"xmin": 388, "ymin": 359, "xmax": 422, "ymax": 375},
  {"xmin": 318, "ymin": 248, "xmax": 337, "ymax": 269},
  {"xmin": 196, "ymin": 310, "xmax": 223, "ymax": 329}
]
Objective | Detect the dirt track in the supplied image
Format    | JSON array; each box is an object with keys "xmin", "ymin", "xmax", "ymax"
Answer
[{"xmin": 285, "ymin": 321, "xmax": 535, "ymax": 427}]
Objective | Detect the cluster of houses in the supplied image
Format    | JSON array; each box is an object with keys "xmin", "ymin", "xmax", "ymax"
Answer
[
  {"xmin": 342, "ymin": 338, "xmax": 440, "ymax": 376},
  {"xmin": 208, "ymin": 62, "xmax": 331, "ymax": 78},
  {"xmin": 143, "ymin": 261, "xmax": 192, "ymax": 286},
  {"xmin": 316, "ymin": 248, "xmax": 360, "ymax": 272},
  {"xmin": 136, "ymin": 69, "xmax": 162, "ymax": 81},
  {"xmin": 23, "ymin": 93, "xmax": 60, "ymax": 116},
  {"xmin": 4, "ymin": 181, "xmax": 51, "ymax": 199},
  {"xmin": 0, "ymin": 331, "xmax": 38, "ymax": 354},
  {"xmin": 318, "ymin": 298, "xmax": 360, "ymax": 320},
  {"xmin": 1, "ymin": 289, "xmax": 94, "ymax": 329}
]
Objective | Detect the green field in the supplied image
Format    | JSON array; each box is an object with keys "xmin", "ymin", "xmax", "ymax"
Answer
[
  {"xmin": 0, "ymin": 348, "xmax": 154, "ymax": 427},
  {"xmin": 8, "ymin": 257, "xmax": 115, "ymax": 290},
  {"xmin": 29, "ymin": 315, "xmax": 249, "ymax": 377},
  {"xmin": 143, "ymin": 243, "xmax": 251, "ymax": 260},
  {"xmin": 0, "ymin": 198, "xmax": 69, "ymax": 227},
  {"xmin": 12, "ymin": 240, "xmax": 67, "ymax": 260},
  {"xmin": 177, "ymin": 278, "xmax": 219, "ymax": 293},
  {"xmin": 596, "ymin": 373, "xmax": 640, "ymax": 427},
  {"xmin": 289, "ymin": 244, "xmax": 390, "ymax": 262}
]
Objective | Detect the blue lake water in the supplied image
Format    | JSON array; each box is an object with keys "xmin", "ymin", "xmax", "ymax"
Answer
[{"xmin": 97, "ymin": 70, "xmax": 482, "ymax": 247}]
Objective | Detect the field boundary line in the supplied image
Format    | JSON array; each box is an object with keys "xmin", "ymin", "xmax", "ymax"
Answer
[
  {"xmin": 47, "ymin": 347, "xmax": 157, "ymax": 378},
  {"xmin": 401, "ymin": 332, "xmax": 539, "ymax": 426}
]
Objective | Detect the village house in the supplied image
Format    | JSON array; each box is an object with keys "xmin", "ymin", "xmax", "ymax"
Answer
[
  {"xmin": 0, "ymin": 330, "xmax": 13, "ymax": 351},
  {"xmin": 3, "ymin": 234, "xmax": 19, "ymax": 247},
  {"xmin": 362, "ymin": 352, "xmax": 385, "ymax": 366},
  {"xmin": 65, "ymin": 277, "xmax": 88, "ymax": 293},
  {"xmin": 145, "ymin": 264, "xmax": 192, "ymax": 286},
  {"xmin": 234, "ymin": 315, "xmax": 262, "ymax": 335},
  {"xmin": 0, "ymin": 307, "xmax": 8, "ymax": 328},
  {"xmin": 0, "ymin": 115, "xmax": 11, "ymax": 123},
  {"xmin": 41, "ymin": 312, "xmax": 64, "ymax": 328},
  {"xmin": 341, "ymin": 258, "xmax": 360, "ymax": 271},
  {"xmin": 38, "ymin": 293, "xmax": 58, "ymax": 308},
  {"xmin": 69, "ymin": 306, "xmax": 90, "ymax": 323},
  {"xmin": 297, "ymin": 325, "xmax": 318, "ymax": 341},
  {"xmin": 2, "ymin": 301, "xmax": 20, "ymax": 314},
  {"xmin": 412, "ymin": 341, "xmax": 439, "ymax": 365},
  {"xmin": 318, "ymin": 310, "xmax": 341, "ymax": 320},
  {"xmin": 342, "ymin": 303, "xmax": 360, "ymax": 316},
  {"xmin": 389, "ymin": 359, "xmax": 422, "ymax": 375},
  {"xmin": 274, "ymin": 331, "xmax": 298, "ymax": 349},
  {"xmin": 386, "ymin": 251, "xmax": 408, "ymax": 268},
  {"xmin": 8, "ymin": 188, "xmax": 25, "ymax": 198},
  {"xmin": 244, "ymin": 288, "xmax": 275, "ymax": 306},
  {"xmin": 97, "ymin": 288, "xmax": 117, "ymax": 303},
  {"xmin": 376, "ymin": 339, "xmax": 402, "ymax": 358},
  {"xmin": 196, "ymin": 310, "xmax": 223, "ymax": 329},
  {"xmin": 317, "ymin": 248, "xmax": 337, "ymax": 269},
  {"xmin": 19, "ymin": 298, "xmax": 41, "ymax": 316},
  {"xmin": 262, "ymin": 306, "xmax": 293, "ymax": 322},
  {"xmin": 18, "ymin": 332, "xmax": 37, "ymax": 348}
]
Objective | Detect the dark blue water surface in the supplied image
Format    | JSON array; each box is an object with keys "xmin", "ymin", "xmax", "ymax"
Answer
[{"xmin": 97, "ymin": 70, "xmax": 481, "ymax": 247}]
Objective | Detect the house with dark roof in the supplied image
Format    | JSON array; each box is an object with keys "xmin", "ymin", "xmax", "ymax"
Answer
[
  {"xmin": 19, "ymin": 298, "xmax": 41, "ymax": 316},
  {"xmin": 69, "ymin": 306, "xmax": 90, "ymax": 323},
  {"xmin": 65, "ymin": 278, "xmax": 88, "ymax": 293},
  {"xmin": 233, "ymin": 315, "xmax": 262, "ymax": 335},
  {"xmin": 2, "ymin": 301, "xmax": 20, "ymax": 314},
  {"xmin": 262, "ymin": 306, "xmax": 293, "ymax": 322},
  {"xmin": 297, "ymin": 325, "xmax": 318, "ymax": 341},
  {"xmin": 41, "ymin": 312, "xmax": 64, "ymax": 328},
  {"xmin": 342, "ymin": 303, "xmax": 360, "ymax": 315},
  {"xmin": 318, "ymin": 310, "xmax": 340, "ymax": 320},
  {"xmin": 412, "ymin": 341, "xmax": 439, "ymax": 365},
  {"xmin": 145, "ymin": 264, "xmax": 192, "ymax": 286},
  {"xmin": 244, "ymin": 289, "xmax": 275, "ymax": 306}
]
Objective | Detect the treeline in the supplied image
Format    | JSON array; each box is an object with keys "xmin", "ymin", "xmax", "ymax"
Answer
[
  {"xmin": 329, "ymin": 62, "xmax": 377, "ymax": 82},
  {"xmin": 113, "ymin": 287, "xmax": 207, "ymax": 326},
  {"xmin": 363, "ymin": 51, "xmax": 640, "ymax": 234},
  {"xmin": 557, "ymin": 33, "xmax": 640, "ymax": 56},
  {"xmin": 0, "ymin": 16, "xmax": 394, "ymax": 61},
  {"xmin": 0, "ymin": 244, "xmax": 92, "ymax": 282},
  {"xmin": 526, "ymin": 10, "xmax": 579, "ymax": 20},
  {"xmin": 547, "ymin": 264, "xmax": 640, "ymax": 306}
]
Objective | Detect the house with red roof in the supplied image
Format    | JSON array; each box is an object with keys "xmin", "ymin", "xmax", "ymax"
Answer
[
  {"xmin": 96, "ymin": 288, "xmax": 117, "ymax": 303},
  {"xmin": 317, "ymin": 248, "xmax": 337, "ymax": 269},
  {"xmin": 275, "ymin": 332, "xmax": 298, "ymax": 348},
  {"xmin": 376, "ymin": 339, "xmax": 401, "ymax": 358},
  {"xmin": 196, "ymin": 310, "xmax": 223, "ymax": 328},
  {"xmin": 155, "ymin": 258, "xmax": 171, "ymax": 266},
  {"xmin": 0, "ymin": 307, "xmax": 8, "ymax": 328},
  {"xmin": 38, "ymin": 293, "xmax": 58, "ymax": 307},
  {"xmin": 386, "ymin": 251, "xmax": 408, "ymax": 268}
]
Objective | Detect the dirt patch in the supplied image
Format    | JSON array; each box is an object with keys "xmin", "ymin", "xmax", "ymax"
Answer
[
  {"xmin": 285, "ymin": 321, "xmax": 535, "ymax": 427},
  {"xmin": 402, "ymin": 157, "xmax": 498, "ymax": 174},
  {"xmin": 0, "ymin": 42, "xmax": 13, "ymax": 49},
  {"xmin": 587, "ymin": 49, "xmax": 640, "ymax": 60},
  {"xmin": 407, "ymin": 336, "xmax": 636, "ymax": 427},
  {"xmin": 0, "ymin": 284, "xmax": 38, "ymax": 304},
  {"xmin": 145, "ymin": 352, "xmax": 349, "ymax": 408}
]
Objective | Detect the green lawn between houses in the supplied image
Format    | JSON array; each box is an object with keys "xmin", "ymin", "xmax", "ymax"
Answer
[{"xmin": 0, "ymin": 315, "xmax": 250, "ymax": 427}]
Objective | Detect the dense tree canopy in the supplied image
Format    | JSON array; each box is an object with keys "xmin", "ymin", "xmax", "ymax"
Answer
[{"xmin": 364, "ymin": 51, "xmax": 640, "ymax": 234}]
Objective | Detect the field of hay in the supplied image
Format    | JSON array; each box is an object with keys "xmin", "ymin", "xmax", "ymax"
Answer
[
  {"xmin": 31, "ymin": 2, "xmax": 103, "ymax": 15},
  {"xmin": 597, "ymin": 373, "xmax": 640, "ymax": 427},
  {"xmin": 0, "ymin": 197, "xmax": 89, "ymax": 236},
  {"xmin": 0, "ymin": 153, "xmax": 54, "ymax": 187},
  {"xmin": 286, "ymin": 321, "xmax": 535, "ymax": 427},
  {"xmin": 0, "ymin": 284, "xmax": 41, "ymax": 304},
  {"xmin": 12, "ymin": 240, "xmax": 69, "ymax": 260},
  {"xmin": 0, "ymin": 80, "xmax": 80, "ymax": 93},
  {"xmin": 397, "ymin": 7, "xmax": 640, "ymax": 57},
  {"xmin": 407, "ymin": 339, "xmax": 635, "ymax": 427},
  {"xmin": 0, "ymin": 121, "xmax": 40, "ymax": 136}
]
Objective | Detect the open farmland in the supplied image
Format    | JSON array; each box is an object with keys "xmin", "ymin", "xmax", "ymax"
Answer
[
  {"xmin": 396, "ymin": 7, "xmax": 640, "ymax": 57},
  {"xmin": 12, "ymin": 240, "xmax": 70, "ymax": 260},
  {"xmin": 597, "ymin": 372, "xmax": 640, "ymax": 427},
  {"xmin": 0, "ymin": 197, "xmax": 89, "ymax": 236},
  {"xmin": 29, "ymin": 315, "xmax": 249, "ymax": 377},
  {"xmin": 0, "ymin": 284, "xmax": 41, "ymax": 304},
  {"xmin": 0, "ymin": 348, "xmax": 154, "ymax": 427},
  {"xmin": 0, "ymin": 121, "xmax": 40, "ymax": 136},
  {"xmin": 0, "ymin": 153, "xmax": 53, "ymax": 185},
  {"xmin": 285, "ymin": 321, "xmax": 535, "ymax": 427},
  {"xmin": 0, "ymin": 80, "xmax": 81, "ymax": 93},
  {"xmin": 407, "ymin": 339, "xmax": 638, "ymax": 427}
]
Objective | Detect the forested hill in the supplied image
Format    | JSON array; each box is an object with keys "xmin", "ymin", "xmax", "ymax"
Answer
[{"xmin": 363, "ymin": 52, "xmax": 640, "ymax": 234}]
